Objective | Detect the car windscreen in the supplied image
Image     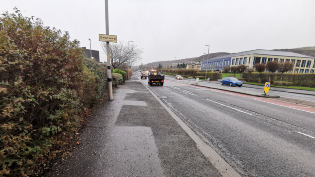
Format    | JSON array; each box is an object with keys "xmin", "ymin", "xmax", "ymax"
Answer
[{"xmin": 229, "ymin": 78, "xmax": 238, "ymax": 81}]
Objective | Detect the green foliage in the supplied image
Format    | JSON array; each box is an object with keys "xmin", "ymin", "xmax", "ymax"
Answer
[
  {"xmin": 82, "ymin": 58, "xmax": 107, "ymax": 107},
  {"xmin": 0, "ymin": 9, "xmax": 112, "ymax": 176},
  {"xmin": 243, "ymin": 72, "xmax": 315, "ymax": 87},
  {"xmin": 113, "ymin": 68, "xmax": 126, "ymax": 81},
  {"xmin": 112, "ymin": 73, "xmax": 123, "ymax": 87}
]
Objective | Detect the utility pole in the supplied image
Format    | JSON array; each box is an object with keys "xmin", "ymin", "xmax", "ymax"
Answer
[
  {"xmin": 205, "ymin": 45, "xmax": 210, "ymax": 80},
  {"xmin": 89, "ymin": 38, "xmax": 92, "ymax": 59},
  {"xmin": 105, "ymin": 0, "xmax": 113, "ymax": 100}
]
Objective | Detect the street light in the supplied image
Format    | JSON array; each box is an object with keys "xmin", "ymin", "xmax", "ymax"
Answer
[
  {"xmin": 88, "ymin": 38, "xmax": 92, "ymax": 59},
  {"xmin": 205, "ymin": 45, "xmax": 210, "ymax": 79},
  {"xmin": 128, "ymin": 41, "xmax": 133, "ymax": 67}
]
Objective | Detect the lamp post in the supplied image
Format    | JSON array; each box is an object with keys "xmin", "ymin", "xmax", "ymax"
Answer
[
  {"xmin": 88, "ymin": 38, "xmax": 92, "ymax": 60},
  {"xmin": 128, "ymin": 41, "xmax": 133, "ymax": 67},
  {"xmin": 205, "ymin": 45, "xmax": 210, "ymax": 80},
  {"xmin": 105, "ymin": 0, "xmax": 113, "ymax": 100}
]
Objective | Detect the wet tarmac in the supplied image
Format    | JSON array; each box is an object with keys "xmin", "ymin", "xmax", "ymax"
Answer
[{"xmin": 45, "ymin": 75, "xmax": 221, "ymax": 177}]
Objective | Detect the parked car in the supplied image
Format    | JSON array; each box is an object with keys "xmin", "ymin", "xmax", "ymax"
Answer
[
  {"xmin": 221, "ymin": 77, "xmax": 242, "ymax": 87},
  {"xmin": 175, "ymin": 75, "xmax": 183, "ymax": 80}
]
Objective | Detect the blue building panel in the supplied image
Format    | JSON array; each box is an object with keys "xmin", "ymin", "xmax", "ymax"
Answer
[{"xmin": 201, "ymin": 57, "xmax": 231, "ymax": 71}]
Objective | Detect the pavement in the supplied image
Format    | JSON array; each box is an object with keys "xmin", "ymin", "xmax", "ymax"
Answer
[{"xmin": 45, "ymin": 74, "xmax": 227, "ymax": 177}]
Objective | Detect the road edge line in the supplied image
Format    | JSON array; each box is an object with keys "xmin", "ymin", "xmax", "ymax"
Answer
[{"xmin": 140, "ymin": 79, "xmax": 241, "ymax": 177}]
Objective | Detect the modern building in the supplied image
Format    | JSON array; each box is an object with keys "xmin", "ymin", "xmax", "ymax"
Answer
[
  {"xmin": 186, "ymin": 62, "xmax": 201, "ymax": 70},
  {"xmin": 201, "ymin": 49, "xmax": 315, "ymax": 73},
  {"xmin": 82, "ymin": 47, "xmax": 100, "ymax": 62}
]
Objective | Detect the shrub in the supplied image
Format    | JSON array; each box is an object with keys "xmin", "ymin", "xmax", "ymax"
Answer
[
  {"xmin": 113, "ymin": 69, "xmax": 126, "ymax": 81},
  {"xmin": 0, "ymin": 9, "xmax": 104, "ymax": 176},
  {"xmin": 82, "ymin": 58, "xmax": 107, "ymax": 107},
  {"xmin": 112, "ymin": 73, "xmax": 123, "ymax": 87},
  {"xmin": 273, "ymin": 81, "xmax": 293, "ymax": 86}
]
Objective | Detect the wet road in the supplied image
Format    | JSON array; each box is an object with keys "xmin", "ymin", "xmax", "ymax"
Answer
[{"xmin": 141, "ymin": 74, "xmax": 315, "ymax": 176}]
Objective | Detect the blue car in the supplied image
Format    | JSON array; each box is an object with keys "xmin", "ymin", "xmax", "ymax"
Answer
[{"xmin": 221, "ymin": 77, "xmax": 243, "ymax": 87}]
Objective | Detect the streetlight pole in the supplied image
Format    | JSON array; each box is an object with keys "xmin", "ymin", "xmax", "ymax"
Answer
[
  {"xmin": 89, "ymin": 38, "xmax": 92, "ymax": 59},
  {"xmin": 105, "ymin": 0, "xmax": 113, "ymax": 100},
  {"xmin": 205, "ymin": 45, "xmax": 210, "ymax": 80},
  {"xmin": 128, "ymin": 41, "xmax": 133, "ymax": 67}
]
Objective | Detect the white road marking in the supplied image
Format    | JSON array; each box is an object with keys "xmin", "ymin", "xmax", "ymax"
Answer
[
  {"xmin": 206, "ymin": 99, "xmax": 253, "ymax": 116},
  {"xmin": 296, "ymin": 132, "xmax": 315, "ymax": 139}
]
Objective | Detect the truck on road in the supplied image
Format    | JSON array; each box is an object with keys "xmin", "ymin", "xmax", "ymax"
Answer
[{"xmin": 148, "ymin": 70, "xmax": 164, "ymax": 86}]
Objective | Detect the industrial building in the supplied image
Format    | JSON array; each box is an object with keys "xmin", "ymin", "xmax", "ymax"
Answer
[
  {"xmin": 201, "ymin": 49, "xmax": 315, "ymax": 74},
  {"xmin": 82, "ymin": 47, "xmax": 100, "ymax": 62}
]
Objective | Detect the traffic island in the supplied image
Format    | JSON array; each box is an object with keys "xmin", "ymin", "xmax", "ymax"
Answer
[{"xmin": 191, "ymin": 84, "xmax": 280, "ymax": 98}]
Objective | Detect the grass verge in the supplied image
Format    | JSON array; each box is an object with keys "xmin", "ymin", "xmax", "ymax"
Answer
[{"xmin": 245, "ymin": 82, "xmax": 315, "ymax": 91}]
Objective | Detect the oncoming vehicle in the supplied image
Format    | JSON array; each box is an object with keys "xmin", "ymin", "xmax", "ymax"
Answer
[
  {"xmin": 141, "ymin": 71, "xmax": 149, "ymax": 79},
  {"xmin": 221, "ymin": 77, "xmax": 243, "ymax": 87},
  {"xmin": 175, "ymin": 75, "xmax": 183, "ymax": 80}
]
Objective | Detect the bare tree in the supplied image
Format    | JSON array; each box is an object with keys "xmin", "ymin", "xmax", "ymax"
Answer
[
  {"xmin": 237, "ymin": 65, "xmax": 247, "ymax": 77},
  {"xmin": 279, "ymin": 62, "xmax": 294, "ymax": 74},
  {"xmin": 230, "ymin": 66, "xmax": 237, "ymax": 76},
  {"xmin": 101, "ymin": 41, "xmax": 143, "ymax": 69},
  {"xmin": 255, "ymin": 63, "xmax": 266, "ymax": 83},
  {"xmin": 266, "ymin": 61, "xmax": 280, "ymax": 83},
  {"xmin": 223, "ymin": 66, "xmax": 230, "ymax": 73},
  {"xmin": 279, "ymin": 61, "xmax": 294, "ymax": 81}
]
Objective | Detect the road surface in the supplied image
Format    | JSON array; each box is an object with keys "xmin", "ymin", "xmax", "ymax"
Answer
[{"xmin": 140, "ymin": 74, "xmax": 315, "ymax": 176}]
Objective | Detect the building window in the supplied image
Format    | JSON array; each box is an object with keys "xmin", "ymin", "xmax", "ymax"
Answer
[
  {"xmin": 244, "ymin": 57, "xmax": 247, "ymax": 64},
  {"xmin": 240, "ymin": 58, "xmax": 243, "ymax": 65},
  {"xmin": 280, "ymin": 59, "xmax": 284, "ymax": 64},
  {"xmin": 301, "ymin": 60, "xmax": 306, "ymax": 67},
  {"xmin": 310, "ymin": 69, "xmax": 314, "ymax": 73},
  {"xmin": 306, "ymin": 61, "xmax": 311, "ymax": 67},
  {"xmin": 305, "ymin": 69, "xmax": 309, "ymax": 73},
  {"xmin": 262, "ymin": 57, "xmax": 267, "ymax": 64},
  {"xmin": 249, "ymin": 57, "xmax": 251, "ymax": 64},
  {"xmin": 254, "ymin": 57, "xmax": 261, "ymax": 65},
  {"xmin": 268, "ymin": 58, "xmax": 272, "ymax": 62},
  {"xmin": 236, "ymin": 58, "xmax": 239, "ymax": 65},
  {"xmin": 291, "ymin": 59, "xmax": 295, "ymax": 65},
  {"xmin": 228, "ymin": 61, "xmax": 230, "ymax": 65},
  {"xmin": 296, "ymin": 60, "xmax": 301, "ymax": 67},
  {"xmin": 232, "ymin": 59, "xmax": 235, "ymax": 65},
  {"xmin": 274, "ymin": 58, "xmax": 278, "ymax": 62},
  {"xmin": 294, "ymin": 69, "xmax": 299, "ymax": 73},
  {"xmin": 224, "ymin": 60, "xmax": 226, "ymax": 66},
  {"xmin": 299, "ymin": 69, "xmax": 304, "ymax": 73},
  {"xmin": 286, "ymin": 59, "xmax": 290, "ymax": 62}
]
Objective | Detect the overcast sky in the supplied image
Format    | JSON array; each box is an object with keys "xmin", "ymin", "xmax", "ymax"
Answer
[{"xmin": 2, "ymin": 0, "xmax": 315, "ymax": 65}]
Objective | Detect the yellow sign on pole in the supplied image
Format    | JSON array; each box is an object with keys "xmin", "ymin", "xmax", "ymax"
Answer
[
  {"xmin": 99, "ymin": 34, "xmax": 117, "ymax": 43},
  {"xmin": 264, "ymin": 82, "xmax": 270, "ymax": 94}
]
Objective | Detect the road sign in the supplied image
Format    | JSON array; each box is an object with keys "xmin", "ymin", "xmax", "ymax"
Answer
[
  {"xmin": 264, "ymin": 82, "xmax": 270, "ymax": 94},
  {"xmin": 99, "ymin": 34, "xmax": 117, "ymax": 43}
]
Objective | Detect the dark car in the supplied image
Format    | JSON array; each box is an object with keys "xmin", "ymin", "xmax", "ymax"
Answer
[{"xmin": 221, "ymin": 77, "xmax": 242, "ymax": 87}]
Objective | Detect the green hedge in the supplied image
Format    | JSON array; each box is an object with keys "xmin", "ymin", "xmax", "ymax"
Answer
[
  {"xmin": 113, "ymin": 69, "xmax": 126, "ymax": 81},
  {"xmin": 112, "ymin": 73, "xmax": 123, "ymax": 87},
  {"xmin": 243, "ymin": 72, "xmax": 315, "ymax": 87},
  {"xmin": 0, "ymin": 9, "xmax": 114, "ymax": 176}
]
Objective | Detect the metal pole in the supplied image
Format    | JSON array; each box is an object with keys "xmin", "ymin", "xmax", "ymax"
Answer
[
  {"xmin": 205, "ymin": 45, "xmax": 210, "ymax": 79},
  {"xmin": 105, "ymin": 0, "xmax": 113, "ymax": 100},
  {"xmin": 89, "ymin": 38, "xmax": 92, "ymax": 59}
]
